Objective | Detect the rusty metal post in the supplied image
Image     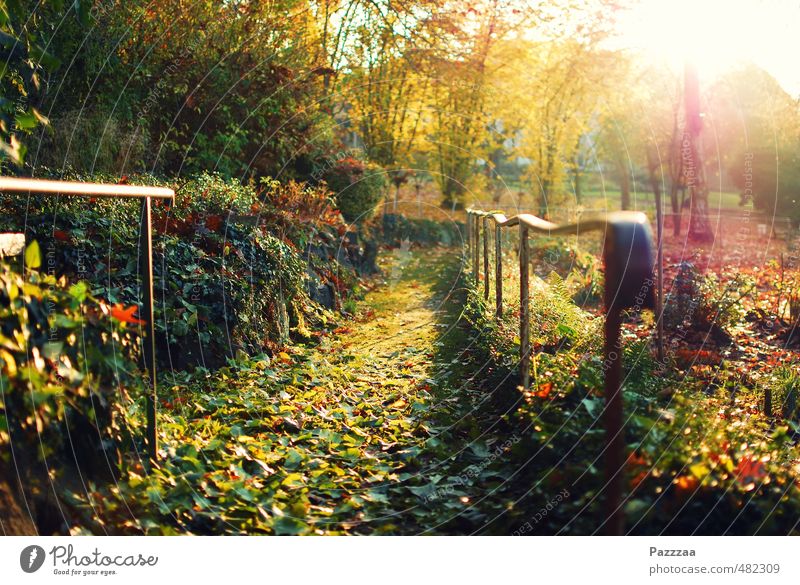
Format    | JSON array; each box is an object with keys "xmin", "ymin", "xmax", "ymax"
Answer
[
  {"xmin": 467, "ymin": 211, "xmax": 473, "ymax": 255},
  {"xmin": 519, "ymin": 224, "xmax": 530, "ymax": 391},
  {"xmin": 139, "ymin": 196, "xmax": 158, "ymax": 461},
  {"xmin": 483, "ymin": 217, "xmax": 490, "ymax": 301},
  {"xmin": 474, "ymin": 214, "xmax": 480, "ymax": 287},
  {"xmin": 655, "ymin": 187, "xmax": 665, "ymax": 362},
  {"xmin": 495, "ymin": 223, "xmax": 502, "ymax": 319},
  {"xmin": 465, "ymin": 210, "xmax": 470, "ymax": 252},
  {"xmin": 466, "ymin": 211, "xmax": 472, "ymax": 268},
  {"xmin": 462, "ymin": 206, "xmax": 655, "ymax": 535},
  {"xmin": 0, "ymin": 177, "xmax": 174, "ymax": 463},
  {"xmin": 603, "ymin": 305, "xmax": 624, "ymax": 535},
  {"xmin": 765, "ymin": 388, "xmax": 772, "ymax": 417},
  {"xmin": 599, "ymin": 219, "xmax": 655, "ymax": 535}
]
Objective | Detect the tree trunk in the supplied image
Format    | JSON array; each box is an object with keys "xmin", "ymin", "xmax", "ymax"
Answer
[
  {"xmin": 573, "ymin": 162, "xmax": 582, "ymax": 204},
  {"xmin": 618, "ymin": 163, "xmax": 630, "ymax": 210},
  {"xmin": 688, "ymin": 188, "xmax": 714, "ymax": 242},
  {"xmin": 684, "ymin": 63, "xmax": 714, "ymax": 243},
  {"xmin": 539, "ymin": 179, "xmax": 550, "ymax": 218},
  {"xmin": 683, "ymin": 135, "xmax": 714, "ymax": 243},
  {"xmin": 669, "ymin": 180, "xmax": 681, "ymax": 236}
]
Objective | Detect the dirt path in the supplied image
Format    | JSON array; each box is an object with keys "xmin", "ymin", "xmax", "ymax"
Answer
[
  {"xmin": 315, "ymin": 246, "xmax": 528, "ymax": 534},
  {"xmin": 61, "ymin": 244, "xmax": 544, "ymax": 536},
  {"xmin": 326, "ymin": 246, "xmax": 454, "ymax": 401},
  {"xmin": 75, "ymin": 245, "xmax": 537, "ymax": 535}
]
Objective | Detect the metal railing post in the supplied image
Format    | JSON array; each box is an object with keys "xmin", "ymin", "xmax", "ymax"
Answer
[
  {"xmin": 466, "ymin": 210, "xmax": 472, "ymax": 257},
  {"xmin": 139, "ymin": 196, "xmax": 158, "ymax": 461},
  {"xmin": 474, "ymin": 214, "xmax": 480, "ymax": 287},
  {"xmin": 495, "ymin": 223, "xmax": 502, "ymax": 319},
  {"xmin": 467, "ymin": 206, "xmax": 655, "ymax": 534},
  {"xmin": 600, "ymin": 220, "xmax": 655, "ymax": 535},
  {"xmin": 655, "ymin": 190, "xmax": 665, "ymax": 362},
  {"xmin": 519, "ymin": 224, "xmax": 530, "ymax": 391},
  {"xmin": 0, "ymin": 177, "xmax": 174, "ymax": 464},
  {"xmin": 603, "ymin": 305, "xmax": 624, "ymax": 535},
  {"xmin": 483, "ymin": 217, "xmax": 490, "ymax": 301}
]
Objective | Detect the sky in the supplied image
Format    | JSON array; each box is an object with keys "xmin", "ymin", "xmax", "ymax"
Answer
[{"xmin": 613, "ymin": 0, "xmax": 800, "ymax": 96}]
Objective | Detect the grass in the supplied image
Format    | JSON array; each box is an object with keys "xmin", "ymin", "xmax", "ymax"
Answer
[{"xmin": 579, "ymin": 188, "xmax": 747, "ymax": 213}]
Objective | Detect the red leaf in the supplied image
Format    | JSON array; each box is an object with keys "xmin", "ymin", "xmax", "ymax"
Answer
[
  {"xmin": 735, "ymin": 456, "xmax": 767, "ymax": 487},
  {"xmin": 53, "ymin": 229, "xmax": 70, "ymax": 242},
  {"xmin": 110, "ymin": 304, "xmax": 146, "ymax": 325},
  {"xmin": 535, "ymin": 382, "xmax": 552, "ymax": 398}
]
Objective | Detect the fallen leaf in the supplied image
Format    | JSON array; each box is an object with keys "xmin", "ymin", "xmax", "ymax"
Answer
[{"xmin": 110, "ymin": 304, "xmax": 146, "ymax": 325}]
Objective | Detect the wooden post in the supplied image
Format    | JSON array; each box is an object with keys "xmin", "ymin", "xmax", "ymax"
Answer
[
  {"xmin": 519, "ymin": 224, "xmax": 530, "ymax": 391},
  {"xmin": 495, "ymin": 223, "xmax": 503, "ymax": 319},
  {"xmin": 139, "ymin": 197, "xmax": 158, "ymax": 461},
  {"xmin": 483, "ymin": 217, "xmax": 490, "ymax": 301}
]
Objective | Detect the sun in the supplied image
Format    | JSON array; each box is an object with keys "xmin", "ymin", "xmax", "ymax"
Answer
[{"xmin": 615, "ymin": 0, "xmax": 800, "ymax": 93}]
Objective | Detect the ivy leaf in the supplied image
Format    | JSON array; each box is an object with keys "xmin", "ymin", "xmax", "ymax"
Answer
[
  {"xmin": 272, "ymin": 515, "xmax": 306, "ymax": 535},
  {"xmin": 28, "ymin": 44, "xmax": 61, "ymax": 72},
  {"xmin": 14, "ymin": 108, "xmax": 48, "ymax": 131},
  {"xmin": 110, "ymin": 304, "xmax": 146, "ymax": 325},
  {"xmin": 24, "ymin": 240, "xmax": 41, "ymax": 269}
]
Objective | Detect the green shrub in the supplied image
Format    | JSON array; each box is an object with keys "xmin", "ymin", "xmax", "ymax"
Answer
[
  {"xmin": 529, "ymin": 273, "xmax": 600, "ymax": 353},
  {"xmin": 324, "ymin": 157, "xmax": 387, "ymax": 223},
  {"xmin": 664, "ymin": 262, "xmax": 753, "ymax": 337},
  {"xmin": 0, "ymin": 172, "xmax": 359, "ymax": 367},
  {"xmin": 0, "ymin": 251, "xmax": 143, "ymax": 478},
  {"xmin": 32, "ymin": 109, "xmax": 150, "ymax": 174},
  {"xmin": 697, "ymin": 272, "xmax": 753, "ymax": 330},
  {"xmin": 771, "ymin": 366, "xmax": 800, "ymax": 420},
  {"xmin": 528, "ymin": 237, "xmax": 603, "ymax": 306}
]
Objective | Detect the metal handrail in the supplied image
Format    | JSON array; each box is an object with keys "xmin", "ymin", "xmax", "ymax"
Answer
[
  {"xmin": 466, "ymin": 207, "xmax": 656, "ymax": 535},
  {"xmin": 0, "ymin": 176, "xmax": 176, "ymax": 462}
]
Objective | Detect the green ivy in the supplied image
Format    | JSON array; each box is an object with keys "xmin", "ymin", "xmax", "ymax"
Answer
[{"xmin": 0, "ymin": 253, "xmax": 143, "ymax": 479}]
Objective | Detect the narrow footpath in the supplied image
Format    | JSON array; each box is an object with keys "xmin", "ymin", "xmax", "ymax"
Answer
[{"xmin": 80, "ymin": 247, "xmax": 534, "ymax": 535}]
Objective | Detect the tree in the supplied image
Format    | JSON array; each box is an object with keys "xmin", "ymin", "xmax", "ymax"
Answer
[
  {"xmin": 423, "ymin": 1, "xmax": 510, "ymax": 209},
  {"xmin": 343, "ymin": 5, "xmax": 428, "ymax": 175},
  {"xmin": 508, "ymin": 37, "xmax": 616, "ymax": 216},
  {"xmin": 681, "ymin": 63, "xmax": 714, "ymax": 242},
  {"xmin": 29, "ymin": 0, "xmax": 332, "ymax": 178},
  {"xmin": 707, "ymin": 63, "xmax": 800, "ymax": 220},
  {"xmin": 596, "ymin": 59, "xmax": 676, "ymax": 214},
  {"xmin": 0, "ymin": 0, "xmax": 84, "ymax": 168}
]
